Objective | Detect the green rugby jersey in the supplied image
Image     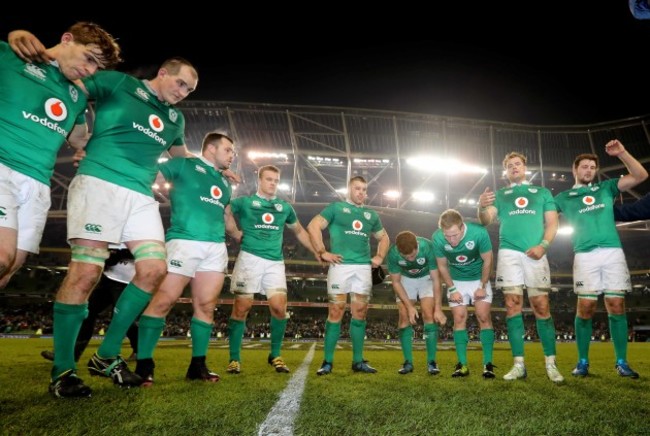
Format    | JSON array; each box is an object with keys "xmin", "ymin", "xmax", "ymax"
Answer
[
  {"xmin": 387, "ymin": 236, "xmax": 437, "ymax": 278},
  {"xmin": 319, "ymin": 201, "xmax": 384, "ymax": 265},
  {"xmin": 78, "ymin": 71, "xmax": 186, "ymax": 196},
  {"xmin": 555, "ymin": 179, "xmax": 621, "ymax": 253},
  {"xmin": 231, "ymin": 194, "xmax": 297, "ymax": 261},
  {"xmin": 0, "ymin": 41, "xmax": 87, "ymax": 185},
  {"xmin": 160, "ymin": 156, "xmax": 232, "ymax": 243},
  {"xmin": 433, "ymin": 222, "xmax": 492, "ymax": 281},
  {"xmin": 494, "ymin": 183, "xmax": 556, "ymax": 252}
]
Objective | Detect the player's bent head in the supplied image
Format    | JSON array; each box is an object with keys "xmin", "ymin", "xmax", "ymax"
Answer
[
  {"xmin": 68, "ymin": 22, "xmax": 122, "ymax": 69},
  {"xmin": 395, "ymin": 231, "xmax": 417, "ymax": 255},
  {"xmin": 438, "ymin": 209, "xmax": 463, "ymax": 230},
  {"xmin": 201, "ymin": 132, "xmax": 234, "ymax": 153}
]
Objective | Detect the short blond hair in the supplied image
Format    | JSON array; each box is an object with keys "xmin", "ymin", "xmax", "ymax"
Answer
[
  {"xmin": 503, "ymin": 152, "xmax": 527, "ymax": 169},
  {"xmin": 438, "ymin": 209, "xmax": 464, "ymax": 230},
  {"xmin": 258, "ymin": 165, "xmax": 280, "ymax": 179}
]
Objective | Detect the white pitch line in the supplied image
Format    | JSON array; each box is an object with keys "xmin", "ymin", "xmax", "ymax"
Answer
[{"xmin": 257, "ymin": 343, "xmax": 316, "ymax": 436}]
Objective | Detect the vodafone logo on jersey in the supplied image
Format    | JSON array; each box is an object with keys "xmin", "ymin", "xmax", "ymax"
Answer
[
  {"xmin": 508, "ymin": 196, "xmax": 535, "ymax": 216},
  {"xmin": 582, "ymin": 196, "xmax": 595, "ymax": 206},
  {"xmin": 262, "ymin": 213, "xmax": 275, "ymax": 224},
  {"xmin": 352, "ymin": 220, "xmax": 363, "ymax": 231},
  {"xmin": 515, "ymin": 197, "xmax": 528, "ymax": 208},
  {"xmin": 148, "ymin": 114, "xmax": 164, "ymax": 132},
  {"xmin": 456, "ymin": 255, "xmax": 468, "ymax": 263},
  {"xmin": 210, "ymin": 186, "xmax": 223, "ymax": 199},
  {"xmin": 44, "ymin": 98, "xmax": 67, "ymax": 121}
]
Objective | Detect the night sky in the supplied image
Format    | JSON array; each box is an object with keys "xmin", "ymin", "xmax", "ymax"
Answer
[{"xmin": 3, "ymin": 3, "xmax": 649, "ymax": 125}]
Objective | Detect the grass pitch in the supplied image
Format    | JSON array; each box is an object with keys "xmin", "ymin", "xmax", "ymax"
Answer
[{"xmin": 1, "ymin": 338, "xmax": 648, "ymax": 435}]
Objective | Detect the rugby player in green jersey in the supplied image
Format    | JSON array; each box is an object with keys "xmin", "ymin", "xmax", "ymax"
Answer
[
  {"xmin": 10, "ymin": 31, "xmax": 199, "ymax": 396},
  {"xmin": 555, "ymin": 140, "xmax": 647, "ymax": 379},
  {"xmin": 0, "ymin": 23, "xmax": 120, "ymax": 297},
  {"xmin": 307, "ymin": 176, "xmax": 390, "ymax": 375},
  {"xmin": 225, "ymin": 165, "xmax": 318, "ymax": 375},
  {"xmin": 433, "ymin": 209, "xmax": 495, "ymax": 378},
  {"xmin": 134, "ymin": 132, "xmax": 240, "ymax": 386},
  {"xmin": 387, "ymin": 231, "xmax": 447, "ymax": 375},
  {"xmin": 478, "ymin": 152, "xmax": 564, "ymax": 383}
]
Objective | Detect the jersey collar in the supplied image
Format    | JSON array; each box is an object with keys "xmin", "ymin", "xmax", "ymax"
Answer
[
  {"xmin": 509, "ymin": 180, "xmax": 530, "ymax": 187},
  {"xmin": 199, "ymin": 155, "xmax": 216, "ymax": 168},
  {"xmin": 346, "ymin": 199, "xmax": 364, "ymax": 208},
  {"xmin": 256, "ymin": 192, "xmax": 277, "ymax": 201}
]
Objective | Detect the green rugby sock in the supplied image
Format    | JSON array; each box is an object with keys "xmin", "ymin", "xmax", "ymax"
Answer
[
  {"xmin": 137, "ymin": 315, "xmax": 165, "ymax": 360},
  {"xmin": 323, "ymin": 320, "xmax": 341, "ymax": 363},
  {"xmin": 453, "ymin": 329, "xmax": 468, "ymax": 365},
  {"xmin": 191, "ymin": 317, "xmax": 213, "ymax": 358},
  {"xmin": 52, "ymin": 302, "xmax": 88, "ymax": 378},
  {"xmin": 228, "ymin": 318, "xmax": 245, "ymax": 362},
  {"xmin": 399, "ymin": 326, "xmax": 414, "ymax": 363},
  {"xmin": 270, "ymin": 316, "xmax": 288, "ymax": 358}
]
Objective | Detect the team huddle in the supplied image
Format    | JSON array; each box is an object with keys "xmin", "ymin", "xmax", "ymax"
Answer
[{"xmin": 0, "ymin": 23, "xmax": 645, "ymax": 399}]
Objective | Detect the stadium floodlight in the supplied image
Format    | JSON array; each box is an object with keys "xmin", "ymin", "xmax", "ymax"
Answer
[
  {"xmin": 353, "ymin": 157, "xmax": 391, "ymax": 168},
  {"xmin": 278, "ymin": 183, "xmax": 291, "ymax": 192},
  {"xmin": 158, "ymin": 157, "xmax": 169, "ymax": 163},
  {"xmin": 307, "ymin": 155, "xmax": 344, "ymax": 167},
  {"xmin": 248, "ymin": 151, "xmax": 289, "ymax": 161},
  {"xmin": 152, "ymin": 183, "xmax": 160, "ymax": 190},
  {"xmin": 384, "ymin": 190, "xmax": 400, "ymax": 199},
  {"xmin": 406, "ymin": 156, "xmax": 487, "ymax": 175},
  {"xmin": 412, "ymin": 191, "xmax": 435, "ymax": 202},
  {"xmin": 335, "ymin": 187, "xmax": 348, "ymax": 195},
  {"xmin": 557, "ymin": 226, "xmax": 574, "ymax": 235}
]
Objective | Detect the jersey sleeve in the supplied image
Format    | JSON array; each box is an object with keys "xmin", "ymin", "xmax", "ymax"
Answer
[
  {"xmin": 478, "ymin": 227, "xmax": 493, "ymax": 253},
  {"xmin": 230, "ymin": 196, "xmax": 243, "ymax": 216},
  {"xmin": 386, "ymin": 246, "xmax": 400, "ymax": 274},
  {"xmin": 371, "ymin": 210, "xmax": 384, "ymax": 233},
  {"xmin": 158, "ymin": 157, "xmax": 183, "ymax": 181},
  {"xmin": 542, "ymin": 188, "xmax": 557, "ymax": 212},
  {"xmin": 319, "ymin": 202, "xmax": 336, "ymax": 224},
  {"xmin": 432, "ymin": 231, "xmax": 445, "ymax": 258},
  {"xmin": 605, "ymin": 178, "xmax": 620, "ymax": 197},
  {"xmin": 285, "ymin": 203, "xmax": 298, "ymax": 226},
  {"xmin": 554, "ymin": 193, "xmax": 564, "ymax": 213},
  {"xmin": 169, "ymin": 111, "xmax": 186, "ymax": 147},
  {"xmin": 425, "ymin": 239, "xmax": 438, "ymax": 271},
  {"xmin": 82, "ymin": 70, "xmax": 126, "ymax": 100}
]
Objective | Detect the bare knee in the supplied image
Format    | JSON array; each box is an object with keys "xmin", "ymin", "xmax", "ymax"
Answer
[
  {"xmin": 576, "ymin": 299, "xmax": 597, "ymax": 318},
  {"xmin": 134, "ymin": 261, "xmax": 167, "ymax": 290},
  {"xmin": 328, "ymin": 303, "xmax": 346, "ymax": 322},
  {"xmin": 504, "ymin": 293, "xmax": 523, "ymax": 316},
  {"xmin": 0, "ymin": 252, "xmax": 15, "ymax": 276},
  {"xmin": 231, "ymin": 296, "xmax": 253, "ymax": 320}
]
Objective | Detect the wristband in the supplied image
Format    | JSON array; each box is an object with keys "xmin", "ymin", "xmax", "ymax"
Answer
[
  {"xmin": 479, "ymin": 206, "xmax": 488, "ymax": 212},
  {"xmin": 539, "ymin": 240, "xmax": 550, "ymax": 250},
  {"xmin": 447, "ymin": 286, "xmax": 457, "ymax": 293}
]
